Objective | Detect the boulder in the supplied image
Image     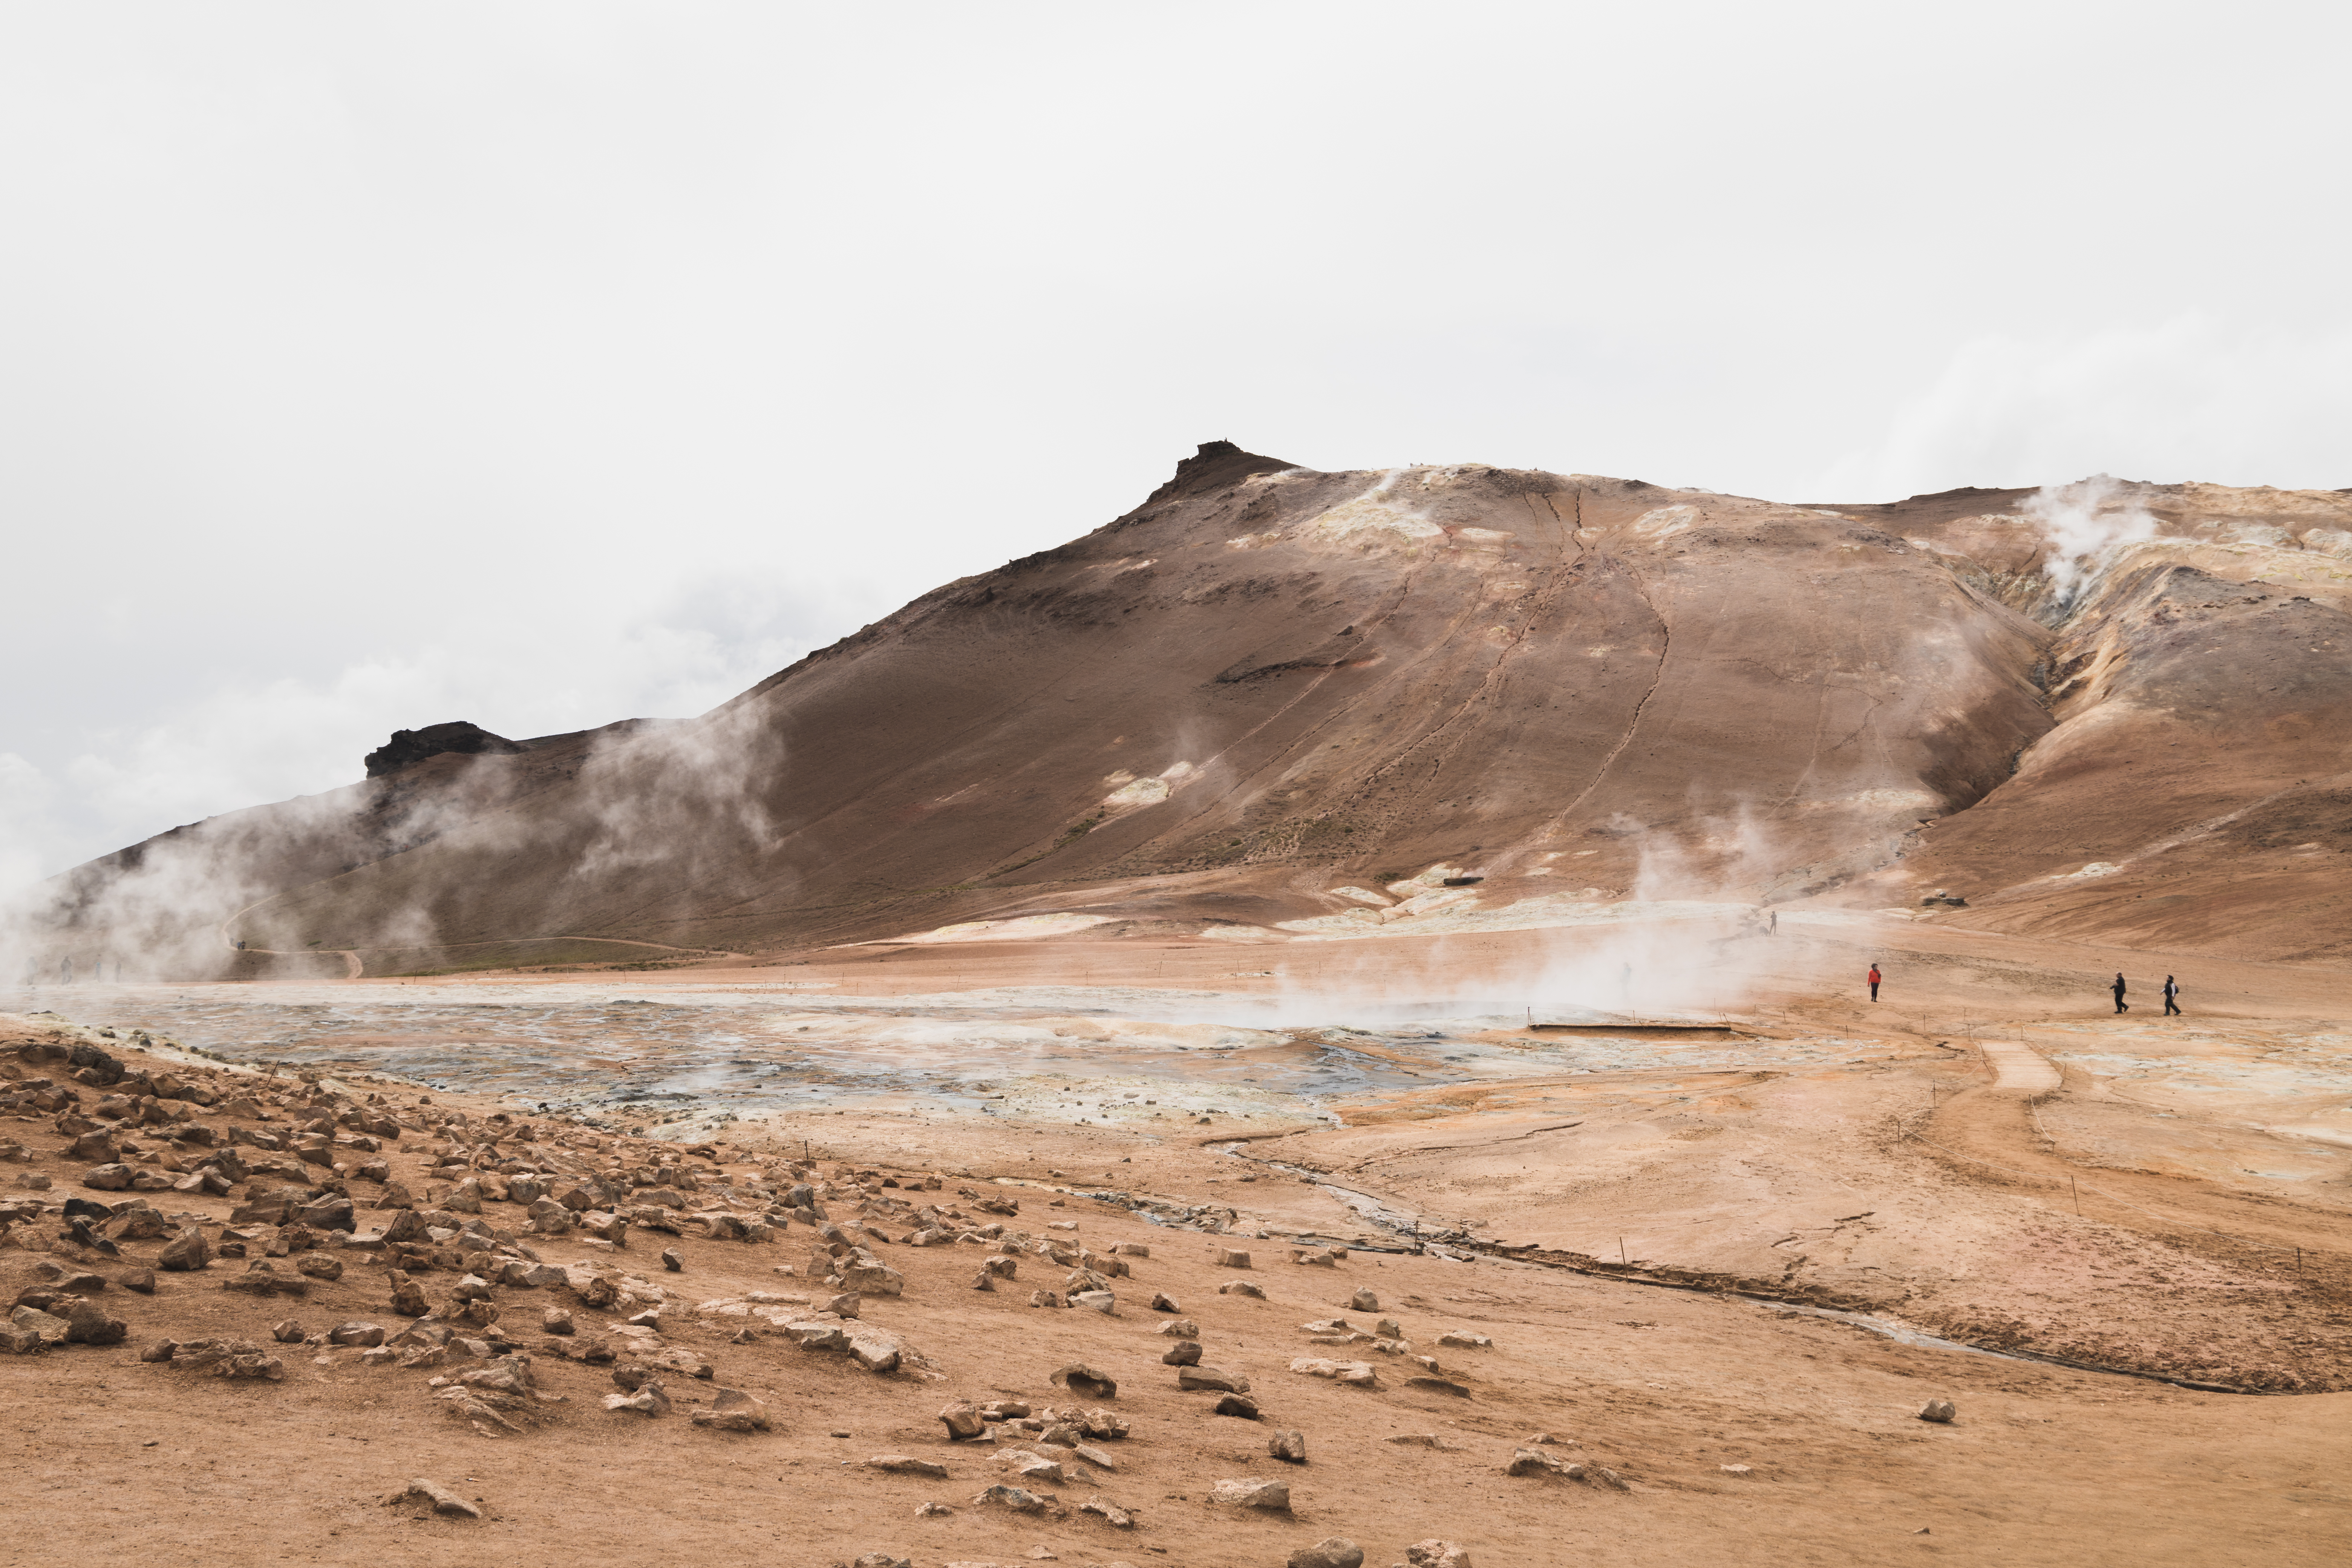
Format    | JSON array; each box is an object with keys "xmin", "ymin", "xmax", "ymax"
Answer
[
  {"xmin": 845, "ymin": 1328, "xmax": 903, "ymax": 1373},
  {"xmin": 9, "ymin": 1306, "xmax": 70, "ymax": 1345},
  {"xmin": 1210, "ymin": 1477, "xmax": 1290, "ymax": 1511},
  {"xmin": 1157, "ymin": 1317, "xmax": 1199, "ymax": 1338},
  {"xmin": 60, "ymin": 1297, "xmax": 126, "ymax": 1354},
  {"xmin": 1269, "ymin": 1429, "xmax": 1307, "ymax": 1462},
  {"xmin": 81, "ymin": 1164, "xmax": 133, "ymax": 1191},
  {"xmin": 329, "ymin": 1321, "xmax": 386, "ymax": 1347},
  {"xmin": 1050, "ymin": 1362, "xmax": 1117, "ymax": 1400},
  {"xmin": 1290, "ymin": 1357, "xmax": 1377, "ymax": 1387},
  {"xmin": 383, "ymin": 1479, "xmax": 481, "ymax": 1519},
  {"xmin": 1349, "ymin": 1288, "xmax": 1380, "ymax": 1312},
  {"xmin": 1919, "ymin": 1399, "xmax": 1957, "ymax": 1424},
  {"xmin": 1406, "ymin": 1542, "xmax": 1472, "ymax": 1568},
  {"xmin": 389, "ymin": 1272, "xmax": 430, "ymax": 1317},
  {"xmin": 1215, "ymin": 1248, "xmax": 1252, "ymax": 1268},
  {"xmin": 117, "ymin": 1268, "xmax": 156, "ymax": 1294},
  {"xmin": 294, "ymin": 1253, "xmax": 343, "ymax": 1282},
  {"xmin": 66, "ymin": 1131, "xmax": 118, "ymax": 1163},
  {"xmin": 542, "ymin": 1307, "xmax": 576, "ymax": 1336},
  {"xmin": 271, "ymin": 1319, "xmax": 309, "ymax": 1343},
  {"xmin": 603, "ymin": 1379, "xmax": 673, "ymax": 1416},
  {"xmin": 1214, "ymin": 1392, "xmax": 1261, "ymax": 1419},
  {"xmin": 1162, "ymin": 1340, "xmax": 1203, "ymax": 1366},
  {"xmin": 1177, "ymin": 1364, "xmax": 1249, "ymax": 1393},
  {"xmin": 691, "ymin": 1387, "xmax": 772, "ymax": 1431},
  {"xmin": 839, "ymin": 1260, "xmax": 903, "ymax": 1296},
  {"xmin": 1000, "ymin": 1450, "xmax": 1065, "ymax": 1484},
  {"xmin": 971, "ymin": 1484, "xmax": 1046, "ymax": 1513},
  {"xmin": 1079, "ymin": 1496, "xmax": 1135, "ymax": 1528},
  {"xmin": 1220, "ymin": 1281, "xmax": 1267, "ymax": 1299},
  {"xmin": 937, "ymin": 1401, "xmax": 986, "ymax": 1440},
  {"xmin": 1150, "ymin": 1292, "xmax": 1181, "ymax": 1312},
  {"xmin": 1289, "ymin": 1540, "xmax": 1364, "ymax": 1568}
]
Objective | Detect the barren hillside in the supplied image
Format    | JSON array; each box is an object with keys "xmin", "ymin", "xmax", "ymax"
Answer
[{"xmin": 19, "ymin": 446, "xmax": 2352, "ymax": 979}]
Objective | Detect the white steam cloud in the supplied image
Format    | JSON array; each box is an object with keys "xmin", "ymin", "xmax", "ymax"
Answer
[{"xmin": 2021, "ymin": 473, "xmax": 2159, "ymax": 606}]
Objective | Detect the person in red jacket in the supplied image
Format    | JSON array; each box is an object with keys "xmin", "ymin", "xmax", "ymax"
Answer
[{"xmin": 1868, "ymin": 963, "xmax": 1881, "ymax": 1001}]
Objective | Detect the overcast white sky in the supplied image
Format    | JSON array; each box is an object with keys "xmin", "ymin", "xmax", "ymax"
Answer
[{"xmin": 3, "ymin": 1, "xmax": 2347, "ymax": 886}]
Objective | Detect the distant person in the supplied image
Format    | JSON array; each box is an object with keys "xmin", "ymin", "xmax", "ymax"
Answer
[
  {"xmin": 1868, "ymin": 963, "xmax": 1881, "ymax": 1002},
  {"xmin": 2163, "ymin": 974, "xmax": 2180, "ymax": 1016},
  {"xmin": 59, "ymin": 957, "xmax": 72, "ymax": 983},
  {"xmin": 2111, "ymin": 972, "xmax": 2128, "ymax": 1014},
  {"xmin": 1769, "ymin": 910, "xmax": 1778, "ymax": 936}
]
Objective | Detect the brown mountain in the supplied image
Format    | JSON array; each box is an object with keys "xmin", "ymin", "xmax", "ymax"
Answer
[{"xmin": 21, "ymin": 444, "xmax": 2352, "ymax": 977}]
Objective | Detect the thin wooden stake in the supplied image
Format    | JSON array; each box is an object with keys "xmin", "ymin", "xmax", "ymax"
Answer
[
  {"xmin": 2070, "ymin": 1176, "xmax": 2081, "ymax": 1217},
  {"xmin": 1619, "ymin": 1236, "xmax": 1627, "ymax": 1266}
]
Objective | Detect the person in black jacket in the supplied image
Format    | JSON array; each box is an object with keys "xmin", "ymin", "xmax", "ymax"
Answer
[
  {"xmin": 2163, "ymin": 975, "xmax": 2180, "ymax": 1015},
  {"xmin": 2111, "ymin": 972, "xmax": 2128, "ymax": 1014}
]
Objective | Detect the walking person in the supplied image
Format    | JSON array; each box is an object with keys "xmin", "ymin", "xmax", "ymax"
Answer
[
  {"xmin": 1868, "ymin": 963, "xmax": 1881, "ymax": 1002},
  {"xmin": 2111, "ymin": 971, "xmax": 2128, "ymax": 1014},
  {"xmin": 2163, "ymin": 974, "xmax": 2180, "ymax": 1015}
]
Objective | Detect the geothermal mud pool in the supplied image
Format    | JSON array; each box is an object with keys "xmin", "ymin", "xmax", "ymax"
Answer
[{"xmin": 0, "ymin": 978, "xmax": 1911, "ymax": 1142}]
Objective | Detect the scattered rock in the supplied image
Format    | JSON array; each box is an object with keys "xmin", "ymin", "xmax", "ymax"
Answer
[
  {"xmin": 1919, "ymin": 1400, "xmax": 1956, "ymax": 1424},
  {"xmin": 1405, "ymin": 1376, "xmax": 1469, "ymax": 1398},
  {"xmin": 1215, "ymin": 1248, "xmax": 1252, "ymax": 1269},
  {"xmin": 1177, "ymin": 1364, "xmax": 1250, "ymax": 1393},
  {"xmin": 1079, "ymin": 1496, "xmax": 1135, "ymax": 1528},
  {"xmin": 1721, "ymin": 1463, "xmax": 1753, "ymax": 1477},
  {"xmin": 1405, "ymin": 1543, "xmax": 1472, "ymax": 1568},
  {"xmin": 271, "ymin": 1319, "xmax": 308, "ymax": 1344},
  {"xmin": 661, "ymin": 1248, "xmax": 683, "ymax": 1271},
  {"xmin": 117, "ymin": 1268, "xmax": 156, "ymax": 1294},
  {"xmin": 1000, "ymin": 1450, "xmax": 1066, "ymax": 1484},
  {"xmin": 1505, "ymin": 1448, "xmax": 1584, "ymax": 1478},
  {"xmin": 1051, "ymin": 1362, "xmax": 1118, "ymax": 1400},
  {"xmin": 691, "ymin": 1387, "xmax": 772, "ymax": 1431},
  {"xmin": 1149, "ymin": 1292, "xmax": 1180, "ymax": 1312},
  {"xmin": 156, "ymin": 1228, "xmax": 210, "ymax": 1272},
  {"xmin": 1210, "ymin": 1477, "xmax": 1290, "ymax": 1511},
  {"xmin": 1269, "ymin": 1429, "xmax": 1307, "ymax": 1462},
  {"xmin": 389, "ymin": 1272, "xmax": 430, "ymax": 1317},
  {"xmin": 972, "ymin": 1484, "xmax": 1047, "ymax": 1513},
  {"xmin": 383, "ymin": 1478, "xmax": 481, "ymax": 1519},
  {"xmin": 294, "ymin": 1253, "xmax": 343, "ymax": 1282},
  {"xmin": 1349, "ymin": 1289, "xmax": 1380, "ymax": 1312},
  {"xmin": 1213, "ymin": 1393, "xmax": 1261, "ymax": 1419},
  {"xmin": 1289, "ymin": 1358, "xmax": 1377, "ymax": 1387},
  {"xmin": 542, "ymin": 1307, "xmax": 575, "ymax": 1336},
  {"xmin": 1435, "ymin": 1332, "xmax": 1490, "ymax": 1349},
  {"xmin": 1219, "ymin": 1281, "xmax": 1267, "ymax": 1299},
  {"xmin": 1289, "ymin": 1539, "xmax": 1364, "ymax": 1568},
  {"xmin": 939, "ymin": 1402, "xmax": 987, "ymax": 1440},
  {"xmin": 603, "ymin": 1380, "xmax": 673, "ymax": 1416},
  {"xmin": 1162, "ymin": 1340, "xmax": 1203, "ymax": 1366},
  {"xmin": 868, "ymin": 1455, "xmax": 949, "ymax": 1477},
  {"xmin": 1156, "ymin": 1317, "xmax": 1199, "ymax": 1339},
  {"xmin": 63, "ymin": 1299, "xmax": 127, "ymax": 1345}
]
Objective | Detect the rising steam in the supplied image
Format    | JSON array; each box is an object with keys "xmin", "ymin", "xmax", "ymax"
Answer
[{"xmin": 2021, "ymin": 474, "xmax": 2159, "ymax": 606}]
